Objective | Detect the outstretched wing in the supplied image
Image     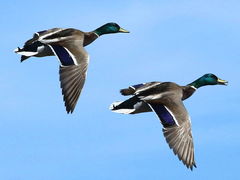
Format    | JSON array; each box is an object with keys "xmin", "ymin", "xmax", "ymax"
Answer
[
  {"xmin": 59, "ymin": 59, "xmax": 88, "ymax": 113},
  {"xmin": 148, "ymin": 96, "xmax": 196, "ymax": 170},
  {"xmin": 162, "ymin": 120, "xmax": 196, "ymax": 170},
  {"xmin": 43, "ymin": 31, "xmax": 88, "ymax": 113}
]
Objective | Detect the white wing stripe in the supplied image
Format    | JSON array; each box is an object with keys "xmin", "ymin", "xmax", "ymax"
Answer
[
  {"xmin": 164, "ymin": 106, "xmax": 180, "ymax": 126},
  {"xmin": 64, "ymin": 47, "xmax": 78, "ymax": 65}
]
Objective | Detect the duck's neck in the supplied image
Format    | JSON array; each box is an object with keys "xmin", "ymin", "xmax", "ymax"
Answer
[
  {"xmin": 93, "ymin": 29, "xmax": 104, "ymax": 36},
  {"xmin": 187, "ymin": 78, "xmax": 205, "ymax": 89}
]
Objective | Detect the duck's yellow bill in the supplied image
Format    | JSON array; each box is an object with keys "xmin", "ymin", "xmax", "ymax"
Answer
[
  {"xmin": 217, "ymin": 78, "xmax": 228, "ymax": 85},
  {"xmin": 119, "ymin": 28, "xmax": 130, "ymax": 33}
]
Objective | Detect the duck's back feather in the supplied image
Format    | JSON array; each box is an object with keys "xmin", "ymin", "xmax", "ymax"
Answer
[{"xmin": 120, "ymin": 81, "xmax": 161, "ymax": 96}]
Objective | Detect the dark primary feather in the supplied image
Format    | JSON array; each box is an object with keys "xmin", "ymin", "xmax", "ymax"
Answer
[
  {"xmin": 163, "ymin": 122, "xmax": 197, "ymax": 170},
  {"xmin": 60, "ymin": 65, "xmax": 87, "ymax": 113}
]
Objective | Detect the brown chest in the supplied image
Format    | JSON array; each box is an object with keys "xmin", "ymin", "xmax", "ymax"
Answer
[
  {"xmin": 182, "ymin": 86, "xmax": 196, "ymax": 100},
  {"xmin": 83, "ymin": 32, "xmax": 99, "ymax": 46}
]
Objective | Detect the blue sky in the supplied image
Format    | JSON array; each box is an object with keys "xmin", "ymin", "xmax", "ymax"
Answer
[{"xmin": 1, "ymin": 0, "xmax": 240, "ymax": 179}]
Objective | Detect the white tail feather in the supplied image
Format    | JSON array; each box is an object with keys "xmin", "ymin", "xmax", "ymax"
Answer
[
  {"xmin": 112, "ymin": 109, "xmax": 135, "ymax": 114},
  {"xmin": 13, "ymin": 48, "xmax": 20, "ymax": 53},
  {"xmin": 15, "ymin": 51, "xmax": 38, "ymax": 56}
]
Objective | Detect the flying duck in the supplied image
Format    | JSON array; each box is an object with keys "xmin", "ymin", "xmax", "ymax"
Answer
[
  {"xmin": 14, "ymin": 23, "xmax": 129, "ymax": 113},
  {"xmin": 110, "ymin": 73, "xmax": 228, "ymax": 170}
]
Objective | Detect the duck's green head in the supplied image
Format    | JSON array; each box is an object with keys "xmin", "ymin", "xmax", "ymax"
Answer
[
  {"xmin": 188, "ymin": 73, "xmax": 228, "ymax": 89},
  {"xmin": 93, "ymin": 22, "xmax": 129, "ymax": 36}
]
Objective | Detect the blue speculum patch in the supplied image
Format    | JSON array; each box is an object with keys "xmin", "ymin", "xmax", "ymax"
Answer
[
  {"xmin": 150, "ymin": 104, "xmax": 176, "ymax": 127},
  {"xmin": 51, "ymin": 45, "xmax": 74, "ymax": 66},
  {"xmin": 132, "ymin": 83, "xmax": 144, "ymax": 89}
]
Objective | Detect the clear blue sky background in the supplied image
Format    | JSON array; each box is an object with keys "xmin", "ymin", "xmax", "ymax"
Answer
[{"xmin": 1, "ymin": 0, "xmax": 240, "ymax": 179}]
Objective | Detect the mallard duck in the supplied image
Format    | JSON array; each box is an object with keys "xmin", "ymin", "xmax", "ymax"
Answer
[
  {"xmin": 110, "ymin": 73, "xmax": 228, "ymax": 170},
  {"xmin": 14, "ymin": 23, "xmax": 129, "ymax": 113}
]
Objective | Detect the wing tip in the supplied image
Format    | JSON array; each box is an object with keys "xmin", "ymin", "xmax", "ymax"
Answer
[
  {"xmin": 66, "ymin": 106, "xmax": 74, "ymax": 114},
  {"xmin": 162, "ymin": 127, "xmax": 197, "ymax": 171},
  {"xmin": 64, "ymin": 96, "xmax": 75, "ymax": 114},
  {"xmin": 189, "ymin": 162, "xmax": 197, "ymax": 171}
]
